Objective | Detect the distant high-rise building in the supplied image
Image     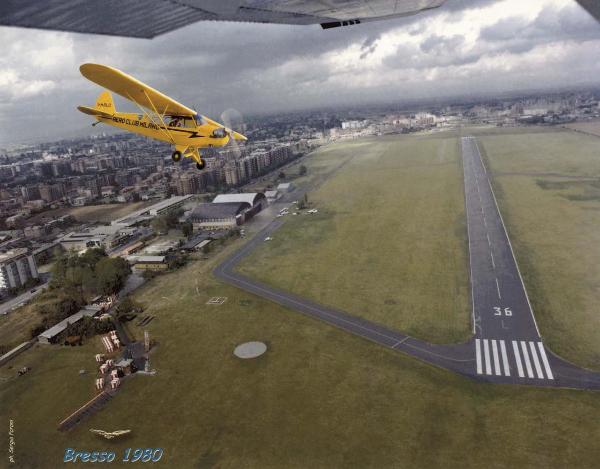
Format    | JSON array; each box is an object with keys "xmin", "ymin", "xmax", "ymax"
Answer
[{"xmin": 0, "ymin": 248, "xmax": 39, "ymax": 294}]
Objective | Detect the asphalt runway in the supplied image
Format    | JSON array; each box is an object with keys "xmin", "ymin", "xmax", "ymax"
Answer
[{"xmin": 214, "ymin": 137, "xmax": 600, "ymax": 390}]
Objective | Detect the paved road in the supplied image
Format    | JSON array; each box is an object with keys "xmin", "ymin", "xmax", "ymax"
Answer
[
  {"xmin": 0, "ymin": 274, "xmax": 51, "ymax": 315},
  {"xmin": 214, "ymin": 136, "xmax": 600, "ymax": 391}
]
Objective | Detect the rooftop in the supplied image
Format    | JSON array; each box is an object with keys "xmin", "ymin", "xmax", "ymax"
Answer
[
  {"xmin": 0, "ymin": 248, "xmax": 29, "ymax": 263},
  {"xmin": 212, "ymin": 193, "xmax": 265, "ymax": 206},
  {"xmin": 190, "ymin": 202, "xmax": 250, "ymax": 220}
]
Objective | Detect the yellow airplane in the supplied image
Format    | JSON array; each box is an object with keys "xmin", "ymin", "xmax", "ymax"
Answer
[{"xmin": 78, "ymin": 63, "xmax": 247, "ymax": 170}]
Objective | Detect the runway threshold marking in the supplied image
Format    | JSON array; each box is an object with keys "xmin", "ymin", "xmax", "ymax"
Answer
[
  {"xmin": 512, "ymin": 341, "xmax": 525, "ymax": 378},
  {"xmin": 491, "ymin": 340, "xmax": 501, "ymax": 376},
  {"xmin": 529, "ymin": 341, "xmax": 544, "ymax": 379},
  {"xmin": 475, "ymin": 339, "xmax": 483, "ymax": 374},
  {"xmin": 520, "ymin": 341, "xmax": 535, "ymax": 378},
  {"xmin": 475, "ymin": 339, "xmax": 552, "ymax": 379},
  {"xmin": 537, "ymin": 342, "xmax": 554, "ymax": 380},
  {"xmin": 483, "ymin": 339, "xmax": 492, "ymax": 375},
  {"xmin": 499, "ymin": 340, "xmax": 510, "ymax": 376}
]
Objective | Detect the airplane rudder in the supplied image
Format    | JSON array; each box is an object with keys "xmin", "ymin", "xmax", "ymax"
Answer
[{"xmin": 96, "ymin": 90, "xmax": 115, "ymax": 114}]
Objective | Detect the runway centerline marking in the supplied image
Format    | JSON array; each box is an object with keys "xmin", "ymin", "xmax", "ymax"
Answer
[
  {"xmin": 495, "ymin": 278, "xmax": 501, "ymax": 299},
  {"xmin": 490, "ymin": 251, "xmax": 495, "ymax": 269},
  {"xmin": 486, "ymin": 233, "xmax": 491, "ymax": 246}
]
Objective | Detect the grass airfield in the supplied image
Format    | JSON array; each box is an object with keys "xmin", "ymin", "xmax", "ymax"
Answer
[
  {"xmin": 3, "ymin": 130, "xmax": 600, "ymax": 467},
  {"xmin": 239, "ymin": 134, "xmax": 472, "ymax": 343}
]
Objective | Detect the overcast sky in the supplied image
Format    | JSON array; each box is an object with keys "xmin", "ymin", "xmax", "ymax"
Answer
[{"xmin": 1, "ymin": 0, "xmax": 599, "ymax": 145}]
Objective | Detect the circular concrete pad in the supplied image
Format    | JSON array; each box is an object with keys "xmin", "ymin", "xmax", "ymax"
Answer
[{"xmin": 234, "ymin": 341, "xmax": 267, "ymax": 359}]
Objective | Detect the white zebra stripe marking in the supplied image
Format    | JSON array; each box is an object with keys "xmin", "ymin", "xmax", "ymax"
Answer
[
  {"xmin": 529, "ymin": 341, "xmax": 544, "ymax": 379},
  {"xmin": 483, "ymin": 339, "xmax": 492, "ymax": 375},
  {"xmin": 537, "ymin": 342, "xmax": 554, "ymax": 380},
  {"xmin": 520, "ymin": 341, "xmax": 534, "ymax": 378},
  {"xmin": 476, "ymin": 340, "xmax": 553, "ymax": 380},
  {"xmin": 475, "ymin": 339, "xmax": 482, "ymax": 375},
  {"xmin": 491, "ymin": 340, "xmax": 501, "ymax": 376},
  {"xmin": 499, "ymin": 340, "xmax": 510, "ymax": 376},
  {"xmin": 512, "ymin": 341, "xmax": 524, "ymax": 378}
]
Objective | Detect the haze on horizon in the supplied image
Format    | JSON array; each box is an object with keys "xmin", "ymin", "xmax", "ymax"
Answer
[{"xmin": 0, "ymin": 0, "xmax": 599, "ymax": 145}]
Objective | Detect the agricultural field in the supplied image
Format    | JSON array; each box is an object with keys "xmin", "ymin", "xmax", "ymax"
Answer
[
  {"xmin": 238, "ymin": 134, "xmax": 472, "ymax": 343},
  {"xmin": 476, "ymin": 127, "xmax": 600, "ymax": 368},
  {"xmin": 2, "ymin": 225, "xmax": 600, "ymax": 468}
]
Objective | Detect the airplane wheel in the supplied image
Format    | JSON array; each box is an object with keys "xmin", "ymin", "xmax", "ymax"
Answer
[
  {"xmin": 196, "ymin": 160, "xmax": 206, "ymax": 170},
  {"xmin": 171, "ymin": 151, "xmax": 182, "ymax": 162}
]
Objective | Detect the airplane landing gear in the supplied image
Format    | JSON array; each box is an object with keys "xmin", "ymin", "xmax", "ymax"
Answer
[
  {"xmin": 171, "ymin": 151, "xmax": 182, "ymax": 162},
  {"xmin": 196, "ymin": 160, "xmax": 206, "ymax": 170}
]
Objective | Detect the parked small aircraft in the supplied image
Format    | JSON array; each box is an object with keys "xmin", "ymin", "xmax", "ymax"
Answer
[{"xmin": 78, "ymin": 63, "xmax": 246, "ymax": 170}]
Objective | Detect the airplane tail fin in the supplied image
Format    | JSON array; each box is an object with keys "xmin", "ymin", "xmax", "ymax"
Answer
[
  {"xmin": 95, "ymin": 90, "xmax": 115, "ymax": 114},
  {"xmin": 77, "ymin": 90, "xmax": 115, "ymax": 119}
]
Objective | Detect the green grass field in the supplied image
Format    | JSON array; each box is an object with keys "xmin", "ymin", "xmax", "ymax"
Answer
[
  {"xmin": 3, "ymin": 232, "xmax": 600, "ymax": 468},
  {"xmin": 238, "ymin": 134, "xmax": 471, "ymax": 343},
  {"xmin": 476, "ymin": 128, "xmax": 600, "ymax": 369}
]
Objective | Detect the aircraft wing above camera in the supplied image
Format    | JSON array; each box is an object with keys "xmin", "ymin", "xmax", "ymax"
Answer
[
  {"xmin": 0, "ymin": 0, "xmax": 447, "ymax": 38},
  {"xmin": 0, "ymin": 0, "xmax": 597, "ymax": 39}
]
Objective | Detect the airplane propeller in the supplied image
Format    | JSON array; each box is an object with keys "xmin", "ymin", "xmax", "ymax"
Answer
[{"xmin": 220, "ymin": 108, "xmax": 246, "ymax": 158}]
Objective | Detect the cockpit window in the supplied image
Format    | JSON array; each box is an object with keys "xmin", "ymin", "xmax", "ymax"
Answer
[{"xmin": 211, "ymin": 128, "xmax": 227, "ymax": 138}]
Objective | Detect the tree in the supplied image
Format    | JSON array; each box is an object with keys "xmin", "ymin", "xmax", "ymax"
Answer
[
  {"xmin": 95, "ymin": 257, "xmax": 130, "ymax": 296},
  {"xmin": 278, "ymin": 171, "xmax": 286, "ymax": 180},
  {"xmin": 299, "ymin": 165, "xmax": 307, "ymax": 176},
  {"xmin": 181, "ymin": 221, "xmax": 193, "ymax": 238},
  {"xmin": 151, "ymin": 215, "xmax": 168, "ymax": 234}
]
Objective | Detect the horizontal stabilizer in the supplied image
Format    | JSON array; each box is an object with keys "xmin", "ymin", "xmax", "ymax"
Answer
[{"xmin": 77, "ymin": 105, "xmax": 113, "ymax": 118}]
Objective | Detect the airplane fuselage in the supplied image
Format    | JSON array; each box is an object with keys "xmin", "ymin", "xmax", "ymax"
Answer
[{"xmin": 96, "ymin": 112, "xmax": 230, "ymax": 149}]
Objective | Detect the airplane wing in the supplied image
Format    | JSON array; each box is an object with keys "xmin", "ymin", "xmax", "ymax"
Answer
[
  {"xmin": 576, "ymin": 0, "xmax": 600, "ymax": 22},
  {"xmin": 80, "ymin": 63, "xmax": 195, "ymax": 116},
  {"xmin": 0, "ymin": 0, "xmax": 448, "ymax": 38}
]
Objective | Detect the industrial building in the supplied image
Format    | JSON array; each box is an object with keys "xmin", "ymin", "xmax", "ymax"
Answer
[
  {"xmin": 112, "ymin": 195, "xmax": 194, "ymax": 227},
  {"xmin": 38, "ymin": 305, "xmax": 102, "ymax": 344},
  {"xmin": 132, "ymin": 256, "xmax": 168, "ymax": 271},
  {"xmin": 187, "ymin": 192, "xmax": 267, "ymax": 230},
  {"xmin": 213, "ymin": 192, "xmax": 267, "ymax": 212},
  {"xmin": 189, "ymin": 202, "xmax": 250, "ymax": 230},
  {"xmin": 0, "ymin": 248, "xmax": 39, "ymax": 294}
]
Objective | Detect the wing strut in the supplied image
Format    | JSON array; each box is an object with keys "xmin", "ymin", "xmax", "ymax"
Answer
[
  {"xmin": 125, "ymin": 91, "xmax": 175, "ymax": 145},
  {"xmin": 142, "ymin": 89, "xmax": 176, "ymax": 144}
]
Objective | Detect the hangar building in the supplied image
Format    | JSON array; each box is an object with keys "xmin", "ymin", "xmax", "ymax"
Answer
[{"xmin": 189, "ymin": 202, "xmax": 250, "ymax": 230}]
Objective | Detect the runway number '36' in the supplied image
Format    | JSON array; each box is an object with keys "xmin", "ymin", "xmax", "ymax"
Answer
[{"xmin": 493, "ymin": 307, "xmax": 512, "ymax": 317}]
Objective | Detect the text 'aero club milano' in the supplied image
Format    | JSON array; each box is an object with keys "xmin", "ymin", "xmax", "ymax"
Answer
[{"xmin": 78, "ymin": 63, "xmax": 247, "ymax": 170}]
